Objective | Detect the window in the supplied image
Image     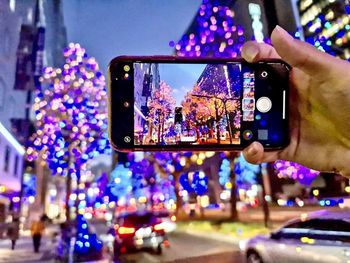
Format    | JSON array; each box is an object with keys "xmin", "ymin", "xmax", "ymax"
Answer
[
  {"xmin": 281, "ymin": 218, "xmax": 350, "ymax": 243},
  {"xmin": 4, "ymin": 146, "xmax": 11, "ymax": 172},
  {"xmin": 14, "ymin": 155, "xmax": 19, "ymax": 177}
]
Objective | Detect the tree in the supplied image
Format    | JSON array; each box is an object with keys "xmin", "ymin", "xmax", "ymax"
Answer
[
  {"xmin": 274, "ymin": 160, "xmax": 320, "ymax": 186},
  {"xmin": 181, "ymin": 64, "xmax": 241, "ymax": 144},
  {"xmin": 147, "ymin": 81, "xmax": 176, "ymax": 144},
  {"xmin": 107, "ymin": 164, "xmax": 132, "ymax": 204},
  {"xmin": 27, "ymin": 43, "xmax": 111, "ymax": 220},
  {"xmin": 152, "ymin": 152, "xmax": 190, "ymax": 215},
  {"xmin": 174, "ymin": 0, "xmax": 245, "ymax": 58},
  {"xmin": 219, "ymin": 152, "xmax": 261, "ymax": 220}
]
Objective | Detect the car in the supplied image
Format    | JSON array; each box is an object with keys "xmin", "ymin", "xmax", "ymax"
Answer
[
  {"xmin": 241, "ymin": 210, "xmax": 350, "ymax": 263},
  {"xmin": 153, "ymin": 210, "xmax": 177, "ymax": 233},
  {"xmin": 113, "ymin": 211, "xmax": 167, "ymax": 258}
]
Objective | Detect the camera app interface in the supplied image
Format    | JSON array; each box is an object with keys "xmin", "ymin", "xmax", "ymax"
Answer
[{"xmin": 133, "ymin": 63, "xmax": 255, "ymax": 146}]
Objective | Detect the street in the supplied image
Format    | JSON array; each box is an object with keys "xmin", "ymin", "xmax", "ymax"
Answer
[
  {"xmin": 0, "ymin": 234, "xmax": 56, "ymax": 263},
  {"xmin": 0, "ymin": 229, "xmax": 242, "ymax": 263},
  {"xmin": 120, "ymin": 231, "xmax": 242, "ymax": 263},
  {"xmin": 94, "ymin": 220, "xmax": 243, "ymax": 263}
]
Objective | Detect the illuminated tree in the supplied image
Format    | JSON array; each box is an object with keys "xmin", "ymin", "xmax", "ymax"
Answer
[
  {"xmin": 152, "ymin": 152, "xmax": 191, "ymax": 215},
  {"xmin": 181, "ymin": 85, "xmax": 212, "ymax": 139},
  {"xmin": 27, "ymin": 43, "xmax": 111, "ymax": 220},
  {"xmin": 174, "ymin": 0, "xmax": 245, "ymax": 58},
  {"xmin": 147, "ymin": 81, "xmax": 176, "ymax": 144},
  {"xmin": 106, "ymin": 164, "xmax": 132, "ymax": 203},
  {"xmin": 274, "ymin": 160, "xmax": 320, "ymax": 186},
  {"xmin": 181, "ymin": 64, "xmax": 241, "ymax": 143}
]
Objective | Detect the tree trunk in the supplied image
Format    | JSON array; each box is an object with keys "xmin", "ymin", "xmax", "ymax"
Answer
[
  {"xmin": 260, "ymin": 164, "xmax": 271, "ymax": 228},
  {"xmin": 65, "ymin": 171, "xmax": 71, "ymax": 222},
  {"xmin": 229, "ymin": 153, "xmax": 238, "ymax": 221},
  {"xmin": 174, "ymin": 173, "xmax": 182, "ymax": 216}
]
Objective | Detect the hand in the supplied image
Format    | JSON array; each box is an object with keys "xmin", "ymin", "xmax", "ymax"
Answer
[{"xmin": 242, "ymin": 26, "xmax": 350, "ymax": 178}]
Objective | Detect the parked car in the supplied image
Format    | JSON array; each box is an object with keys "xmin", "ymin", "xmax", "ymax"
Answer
[
  {"xmin": 113, "ymin": 211, "xmax": 167, "ymax": 259},
  {"xmin": 241, "ymin": 210, "xmax": 350, "ymax": 263}
]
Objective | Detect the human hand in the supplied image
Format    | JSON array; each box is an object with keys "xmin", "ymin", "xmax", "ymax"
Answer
[{"xmin": 242, "ymin": 26, "xmax": 350, "ymax": 177}]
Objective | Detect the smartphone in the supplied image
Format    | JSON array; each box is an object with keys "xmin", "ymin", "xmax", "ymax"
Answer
[{"xmin": 108, "ymin": 56, "xmax": 290, "ymax": 152}]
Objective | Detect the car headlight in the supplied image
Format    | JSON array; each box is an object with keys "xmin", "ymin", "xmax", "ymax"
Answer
[{"xmin": 239, "ymin": 240, "xmax": 248, "ymax": 251}]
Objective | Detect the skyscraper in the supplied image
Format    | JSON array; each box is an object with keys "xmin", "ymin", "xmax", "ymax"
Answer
[{"xmin": 298, "ymin": 0, "xmax": 350, "ymax": 60}]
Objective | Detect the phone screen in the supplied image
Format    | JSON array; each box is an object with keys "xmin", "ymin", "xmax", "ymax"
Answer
[{"xmin": 132, "ymin": 62, "xmax": 286, "ymax": 147}]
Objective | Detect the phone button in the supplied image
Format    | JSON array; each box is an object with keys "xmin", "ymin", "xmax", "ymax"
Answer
[{"xmin": 256, "ymin": 97, "xmax": 272, "ymax": 113}]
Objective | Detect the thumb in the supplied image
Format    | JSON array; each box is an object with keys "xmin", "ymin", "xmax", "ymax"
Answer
[{"xmin": 271, "ymin": 26, "xmax": 334, "ymax": 77}]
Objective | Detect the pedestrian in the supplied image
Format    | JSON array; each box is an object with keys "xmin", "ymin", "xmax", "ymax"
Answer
[
  {"xmin": 241, "ymin": 26, "xmax": 350, "ymax": 178},
  {"xmin": 30, "ymin": 215, "xmax": 46, "ymax": 253},
  {"xmin": 7, "ymin": 217, "xmax": 20, "ymax": 250}
]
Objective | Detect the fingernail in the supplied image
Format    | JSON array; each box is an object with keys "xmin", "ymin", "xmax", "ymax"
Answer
[
  {"xmin": 273, "ymin": 25, "xmax": 293, "ymax": 41},
  {"xmin": 243, "ymin": 43, "xmax": 259, "ymax": 62}
]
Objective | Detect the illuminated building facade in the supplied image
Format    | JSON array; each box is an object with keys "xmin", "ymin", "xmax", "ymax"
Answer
[{"xmin": 298, "ymin": 0, "xmax": 350, "ymax": 60}]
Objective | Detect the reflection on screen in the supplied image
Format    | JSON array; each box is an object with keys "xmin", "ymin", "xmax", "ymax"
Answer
[{"xmin": 134, "ymin": 63, "xmax": 255, "ymax": 146}]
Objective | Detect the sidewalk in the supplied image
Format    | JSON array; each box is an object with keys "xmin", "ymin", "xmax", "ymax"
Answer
[{"xmin": 0, "ymin": 234, "xmax": 56, "ymax": 263}]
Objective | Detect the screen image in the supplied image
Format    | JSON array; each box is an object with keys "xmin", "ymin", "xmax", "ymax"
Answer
[{"xmin": 133, "ymin": 63, "xmax": 256, "ymax": 146}]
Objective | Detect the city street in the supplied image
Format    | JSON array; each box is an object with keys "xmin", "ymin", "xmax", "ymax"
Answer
[
  {"xmin": 120, "ymin": 231, "xmax": 242, "ymax": 263},
  {"xmin": 1, "ymin": 1, "xmax": 350, "ymax": 262},
  {"xmin": 0, "ymin": 229, "xmax": 242, "ymax": 263},
  {"xmin": 94, "ymin": 220, "xmax": 242, "ymax": 263}
]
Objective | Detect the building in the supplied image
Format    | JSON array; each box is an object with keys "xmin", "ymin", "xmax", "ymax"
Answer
[
  {"xmin": 134, "ymin": 63, "xmax": 160, "ymax": 144},
  {"xmin": 0, "ymin": 121, "xmax": 24, "ymax": 233},
  {"xmin": 0, "ymin": 0, "xmax": 67, "ymax": 220},
  {"xmin": 298, "ymin": 0, "xmax": 350, "ymax": 59}
]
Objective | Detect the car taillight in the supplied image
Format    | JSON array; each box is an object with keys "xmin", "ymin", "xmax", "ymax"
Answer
[{"xmin": 118, "ymin": 226, "xmax": 136, "ymax": 235}]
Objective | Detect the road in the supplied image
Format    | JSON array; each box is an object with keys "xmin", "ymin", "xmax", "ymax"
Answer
[
  {"xmin": 119, "ymin": 231, "xmax": 242, "ymax": 263},
  {"xmin": 94, "ymin": 220, "xmax": 243, "ymax": 263}
]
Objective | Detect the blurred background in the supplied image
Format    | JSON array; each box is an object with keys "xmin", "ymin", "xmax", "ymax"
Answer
[{"xmin": 0, "ymin": 0, "xmax": 349, "ymax": 262}]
